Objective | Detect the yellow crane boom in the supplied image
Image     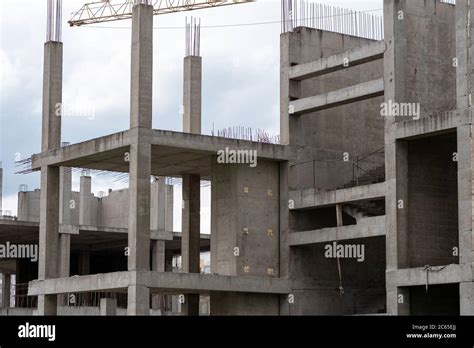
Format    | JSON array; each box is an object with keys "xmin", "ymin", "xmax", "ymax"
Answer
[{"xmin": 69, "ymin": 0, "xmax": 255, "ymax": 27}]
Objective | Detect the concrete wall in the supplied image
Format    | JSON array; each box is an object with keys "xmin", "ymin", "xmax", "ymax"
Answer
[
  {"xmin": 17, "ymin": 190, "xmax": 40, "ymax": 222},
  {"xmin": 211, "ymin": 160, "xmax": 279, "ymax": 277},
  {"xmin": 385, "ymin": 0, "xmax": 457, "ymax": 118},
  {"xmin": 99, "ymin": 190, "xmax": 129, "ymax": 228},
  {"xmin": 210, "ymin": 159, "xmax": 280, "ymax": 314},
  {"xmin": 17, "ymin": 181, "xmax": 173, "ymax": 230},
  {"xmin": 281, "ymin": 28, "xmax": 385, "ymax": 191}
]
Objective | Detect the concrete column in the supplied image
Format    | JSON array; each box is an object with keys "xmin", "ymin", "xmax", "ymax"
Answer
[
  {"xmin": 151, "ymin": 240, "xmax": 165, "ymax": 311},
  {"xmin": 127, "ymin": 142, "xmax": 151, "ymax": 315},
  {"xmin": 58, "ymin": 234, "xmax": 70, "ymax": 278},
  {"xmin": 79, "ymin": 175, "xmax": 92, "ymax": 225},
  {"xmin": 59, "ymin": 233, "xmax": 71, "ymax": 278},
  {"xmin": 57, "ymin": 234, "xmax": 70, "ymax": 307},
  {"xmin": 37, "ymin": 38, "xmax": 63, "ymax": 316},
  {"xmin": 183, "ymin": 56, "xmax": 202, "ymax": 134},
  {"xmin": 127, "ymin": 2, "xmax": 153, "ymax": 316},
  {"xmin": 181, "ymin": 174, "xmax": 201, "ymax": 315},
  {"xmin": 100, "ymin": 298, "xmax": 117, "ymax": 316},
  {"xmin": 456, "ymin": 0, "xmax": 473, "ymax": 109},
  {"xmin": 279, "ymin": 162, "xmax": 290, "ymax": 315},
  {"xmin": 41, "ymin": 42, "xmax": 62, "ymax": 152},
  {"xmin": 59, "ymin": 167, "xmax": 72, "ymax": 224},
  {"xmin": 457, "ymin": 125, "xmax": 473, "ymax": 265},
  {"xmin": 165, "ymin": 183, "xmax": 174, "ymax": 232},
  {"xmin": 280, "ymin": 32, "xmax": 301, "ymax": 145},
  {"xmin": 460, "ymin": 282, "xmax": 474, "ymax": 315},
  {"xmin": 1, "ymin": 274, "xmax": 11, "ymax": 309},
  {"xmin": 130, "ymin": 3, "xmax": 153, "ymax": 129},
  {"xmin": 181, "ymin": 46, "xmax": 201, "ymax": 315},
  {"xmin": 151, "ymin": 241, "xmax": 165, "ymax": 273},
  {"xmin": 37, "ymin": 166, "xmax": 60, "ymax": 315},
  {"xmin": 58, "ymin": 166, "xmax": 71, "ymax": 306}
]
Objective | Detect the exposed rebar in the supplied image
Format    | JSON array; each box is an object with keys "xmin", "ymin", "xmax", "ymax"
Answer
[
  {"xmin": 185, "ymin": 16, "xmax": 201, "ymax": 56},
  {"xmin": 46, "ymin": 0, "xmax": 62, "ymax": 42},
  {"xmin": 281, "ymin": 0, "xmax": 384, "ymax": 41}
]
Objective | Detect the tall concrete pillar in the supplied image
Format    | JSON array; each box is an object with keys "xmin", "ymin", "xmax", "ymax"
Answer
[
  {"xmin": 180, "ymin": 24, "xmax": 202, "ymax": 315},
  {"xmin": 181, "ymin": 174, "xmax": 201, "ymax": 315},
  {"xmin": 279, "ymin": 162, "xmax": 291, "ymax": 315},
  {"xmin": 59, "ymin": 166, "xmax": 72, "ymax": 225},
  {"xmin": 59, "ymin": 167, "xmax": 71, "ymax": 278},
  {"xmin": 1, "ymin": 274, "xmax": 11, "ymax": 309},
  {"xmin": 456, "ymin": 0, "xmax": 474, "ymax": 109},
  {"xmin": 183, "ymin": 56, "xmax": 202, "ymax": 134},
  {"xmin": 151, "ymin": 178, "xmax": 166, "ymax": 271},
  {"xmin": 127, "ymin": 2, "xmax": 153, "ymax": 316},
  {"xmin": 280, "ymin": 31, "xmax": 301, "ymax": 146},
  {"xmin": 38, "ymin": 165, "xmax": 60, "ymax": 315},
  {"xmin": 79, "ymin": 175, "xmax": 92, "ymax": 225},
  {"xmin": 130, "ymin": 2, "xmax": 153, "ymax": 129},
  {"xmin": 150, "ymin": 180, "xmax": 164, "ymax": 311},
  {"xmin": 37, "ymin": 12, "xmax": 63, "ymax": 312}
]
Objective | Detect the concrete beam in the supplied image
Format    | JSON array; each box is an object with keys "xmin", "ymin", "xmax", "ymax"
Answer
[
  {"xmin": 288, "ymin": 216, "xmax": 386, "ymax": 246},
  {"xmin": 30, "ymin": 130, "xmax": 293, "ymax": 172},
  {"xmin": 393, "ymin": 108, "xmax": 471, "ymax": 140},
  {"xmin": 289, "ymin": 78, "xmax": 384, "ymax": 115},
  {"xmin": 289, "ymin": 182, "xmax": 386, "ymax": 210},
  {"xmin": 28, "ymin": 271, "xmax": 132, "ymax": 295},
  {"xmin": 149, "ymin": 130, "xmax": 294, "ymax": 161},
  {"xmin": 77, "ymin": 225, "xmax": 173, "ymax": 241},
  {"xmin": 31, "ymin": 130, "xmax": 131, "ymax": 170},
  {"xmin": 146, "ymin": 273, "xmax": 291, "ymax": 294},
  {"xmin": 28, "ymin": 271, "xmax": 291, "ymax": 296},
  {"xmin": 289, "ymin": 41, "xmax": 385, "ymax": 81},
  {"xmin": 392, "ymin": 264, "xmax": 472, "ymax": 287}
]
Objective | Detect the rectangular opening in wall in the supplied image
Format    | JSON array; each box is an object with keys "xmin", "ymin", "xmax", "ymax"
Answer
[
  {"xmin": 409, "ymin": 284, "xmax": 459, "ymax": 315},
  {"xmin": 290, "ymin": 236, "xmax": 386, "ymax": 315},
  {"xmin": 404, "ymin": 131, "xmax": 459, "ymax": 268}
]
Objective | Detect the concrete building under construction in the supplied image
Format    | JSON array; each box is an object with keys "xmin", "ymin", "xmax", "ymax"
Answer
[{"xmin": 0, "ymin": 0, "xmax": 473, "ymax": 316}]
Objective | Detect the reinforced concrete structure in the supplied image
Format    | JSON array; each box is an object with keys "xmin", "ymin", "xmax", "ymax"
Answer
[{"xmin": 1, "ymin": 0, "xmax": 473, "ymax": 316}]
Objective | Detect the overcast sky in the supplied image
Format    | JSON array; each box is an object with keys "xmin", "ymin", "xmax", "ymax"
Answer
[{"xmin": 0, "ymin": 0, "xmax": 382, "ymax": 232}]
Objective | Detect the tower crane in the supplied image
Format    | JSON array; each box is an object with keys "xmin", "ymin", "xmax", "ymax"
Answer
[{"xmin": 68, "ymin": 0, "xmax": 255, "ymax": 27}]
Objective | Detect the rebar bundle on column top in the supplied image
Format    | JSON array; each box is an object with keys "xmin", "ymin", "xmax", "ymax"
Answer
[
  {"xmin": 281, "ymin": 0, "xmax": 384, "ymax": 41},
  {"xmin": 185, "ymin": 16, "xmax": 201, "ymax": 57},
  {"xmin": 46, "ymin": 0, "xmax": 62, "ymax": 42}
]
